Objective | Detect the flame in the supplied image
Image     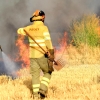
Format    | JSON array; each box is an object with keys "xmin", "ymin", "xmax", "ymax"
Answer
[
  {"xmin": 55, "ymin": 32, "xmax": 67, "ymax": 54},
  {"xmin": 16, "ymin": 35, "xmax": 30, "ymax": 68},
  {"xmin": 15, "ymin": 32, "xmax": 68, "ymax": 76},
  {"xmin": 16, "ymin": 32, "xmax": 67, "ymax": 65}
]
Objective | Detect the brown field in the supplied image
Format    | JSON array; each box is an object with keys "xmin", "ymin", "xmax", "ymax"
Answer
[
  {"xmin": 0, "ymin": 64, "xmax": 100, "ymax": 100},
  {"xmin": 0, "ymin": 45, "xmax": 100, "ymax": 100}
]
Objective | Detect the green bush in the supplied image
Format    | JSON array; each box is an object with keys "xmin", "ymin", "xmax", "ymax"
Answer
[{"xmin": 70, "ymin": 14, "xmax": 100, "ymax": 47}]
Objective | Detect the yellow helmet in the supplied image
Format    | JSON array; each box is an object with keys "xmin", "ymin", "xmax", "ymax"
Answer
[{"xmin": 30, "ymin": 10, "xmax": 45, "ymax": 22}]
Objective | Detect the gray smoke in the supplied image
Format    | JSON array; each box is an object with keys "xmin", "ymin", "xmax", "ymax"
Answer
[{"xmin": 0, "ymin": 0, "xmax": 100, "ymax": 59}]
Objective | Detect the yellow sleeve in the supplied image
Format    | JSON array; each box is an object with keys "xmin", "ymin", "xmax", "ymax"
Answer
[
  {"xmin": 17, "ymin": 28, "xmax": 26, "ymax": 35},
  {"xmin": 43, "ymin": 26, "xmax": 53, "ymax": 49}
]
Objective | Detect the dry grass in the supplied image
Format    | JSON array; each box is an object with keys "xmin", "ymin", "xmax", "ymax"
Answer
[
  {"xmin": 0, "ymin": 64, "xmax": 100, "ymax": 100},
  {"xmin": 65, "ymin": 45, "xmax": 100, "ymax": 65},
  {"xmin": 0, "ymin": 45, "xmax": 100, "ymax": 100}
]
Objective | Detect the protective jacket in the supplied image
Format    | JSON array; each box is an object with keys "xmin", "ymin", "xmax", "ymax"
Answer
[
  {"xmin": 17, "ymin": 21, "xmax": 54, "ymax": 99},
  {"xmin": 17, "ymin": 21, "xmax": 53, "ymax": 58}
]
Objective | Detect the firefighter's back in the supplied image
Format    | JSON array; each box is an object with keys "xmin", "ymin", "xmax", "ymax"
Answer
[{"xmin": 25, "ymin": 21, "xmax": 47, "ymax": 58}]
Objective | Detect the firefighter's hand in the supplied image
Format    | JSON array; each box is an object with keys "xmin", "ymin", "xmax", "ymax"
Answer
[
  {"xmin": 44, "ymin": 52, "xmax": 50, "ymax": 58},
  {"xmin": 44, "ymin": 49, "xmax": 54, "ymax": 61}
]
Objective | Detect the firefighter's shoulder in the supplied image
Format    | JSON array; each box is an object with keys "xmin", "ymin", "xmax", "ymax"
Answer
[
  {"xmin": 43, "ymin": 25, "xmax": 49, "ymax": 32},
  {"xmin": 17, "ymin": 27, "xmax": 26, "ymax": 35}
]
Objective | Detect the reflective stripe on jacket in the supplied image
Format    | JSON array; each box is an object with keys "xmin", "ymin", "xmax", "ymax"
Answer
[{"xmin": 17, "ymin": 21, "xmax": 53, "ymax": 58}]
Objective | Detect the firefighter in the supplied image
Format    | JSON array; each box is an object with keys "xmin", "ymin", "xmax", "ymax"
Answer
[{"xmin": 17, "ymin": 10, "xmax": 54, "ymax": 99}]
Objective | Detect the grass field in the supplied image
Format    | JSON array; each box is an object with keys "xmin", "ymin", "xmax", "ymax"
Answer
[
  {"xmin": 0, "ymin": 64, "xmax": 100, "ymax": 100},
  {"xmin": 1, "ymin": 14, "xmax": 99, "ymax": 100}
]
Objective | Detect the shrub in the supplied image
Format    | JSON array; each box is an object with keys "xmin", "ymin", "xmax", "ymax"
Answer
[{"xmin": 70, "ymin": 14, "xmax": 100, "ymax": 47}]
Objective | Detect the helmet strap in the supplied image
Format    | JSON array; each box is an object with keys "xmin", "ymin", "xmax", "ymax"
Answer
[
  {"xmin": 30, "ymin": 16, "xmax": 34, "ymax": 22},
  {"xmin": 30, "ymin": 16, "xmax": 45, "ymax": 22}
]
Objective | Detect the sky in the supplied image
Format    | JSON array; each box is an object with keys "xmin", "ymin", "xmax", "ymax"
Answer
[{"xmin": 0, "ymin": 0, "xmax": 100, "ymax": 58}]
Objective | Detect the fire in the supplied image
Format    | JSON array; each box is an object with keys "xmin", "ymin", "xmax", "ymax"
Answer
[
  {"xmin": 53, "ymin": 32, "xmax": 68, "ymax": 70},
  {"xmin": 16, "ymin": 35, "xmax": 30, "ymax": 68},
  {"xmin": 55, "ymin": 32, "xmax": 67, "ymax": 54},
  {"xmin": 15, "ymin": 32, "xmax": 68, "ymax": 76},
  {"xmin": 16, "ymin": 32, "xmax": 67, "ymax": 65}
]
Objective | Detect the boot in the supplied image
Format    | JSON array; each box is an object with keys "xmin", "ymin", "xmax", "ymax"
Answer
[{"xmin": 39, "ymin": 89, "xmax": 47, "ymax": 99}]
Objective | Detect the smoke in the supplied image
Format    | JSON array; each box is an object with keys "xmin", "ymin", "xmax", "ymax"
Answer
[
  {"xmin": 2, "ymin": 52, "xmax": 20, "ymax": 78},
  {"xmin": 0, "ymin": 0, "xmax": 100, "ymax": 58}
]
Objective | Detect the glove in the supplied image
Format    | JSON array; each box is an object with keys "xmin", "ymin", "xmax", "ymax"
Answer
[
  {"xmin": 44, "ymin": 52, "xmax": 49, "ymax": 58},
  {"xmin": 44, "ymin": 49, "xmax": 54, "ymax": 61}
]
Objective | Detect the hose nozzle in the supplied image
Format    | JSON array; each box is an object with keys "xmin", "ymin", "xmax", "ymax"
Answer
[{"xmin": 0, "ymin": 45, "xmax": 2, "ymax": 52}]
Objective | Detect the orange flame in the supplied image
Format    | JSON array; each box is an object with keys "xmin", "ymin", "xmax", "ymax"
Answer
[
  {"xmin": 15, "ymin": 32, "xmax": 68, "ymax": 76},
  {"xmin": 16, "ymin": 35, "xmax": 30, "ymax": 68},
  {"xmin": 55, "ymin": 32, "xmax": 67, "ymax": 54}
]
